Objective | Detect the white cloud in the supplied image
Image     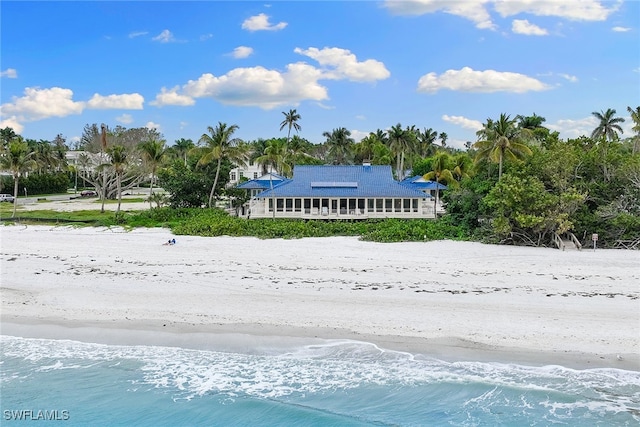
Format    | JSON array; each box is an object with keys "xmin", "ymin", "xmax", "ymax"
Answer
[
  {"xmin": 0, "ymin": 116, "xmax": 24, "ymax": 133},
  {"xmin": 116, "ymin": 114, "xmax": 134, "ymax": 124},
  {"xmin": 442, "ymin": 114, "xmax": 483, "ymax": 131},
  {"xmin": 200, "ymin": 33, "xmax": 213, "ymax": 41},
  {"xmin": 548, "ymin": 115, "xmax": 599, "ymax": 139},
  {"xmin": 86, "ymin": 93, "xmax": 144, "ymax": 109},
  {"xmin": 145, "ymin": 121, "xmax": 161, "ymax": 131},
  {"xmin": 1, "ymin": 68, "xmax": 18, "ymax": 78},
  {"xmin": 242, "ymin": 13, "xmax": 287, "ymax": 31},
  {"xmin": 512, "ymin": 19, "xmax": 548, "ymax": 35},
  {"xmin": 384, "ymin": 0, "xmax": 495, "ymax": 30},
  {"xmin": 494, "ymin": 0, "xmax": 618, "ymax": 21},
  {"xmin": 150, "ymin": 86, "xmax": 195, "ymax": 107},
  {"xmin": 558, "ymin": 73, "xmax": 578, "ymax": 82},
  {"xmin": 315, "ymin": 102, "xmax": 335, "ymax": 110},
  {"xmin": 350, "ymin": 129, "xmax": 369, "ymax": 143},
  {"xmin": 128, "ymin": 31, "xmax": 148, "ymax": 38},
  {"xmin": 232, "ymin": 46, "xmax": 254, "ymax": 59},
  {"xmin": 152, "ymin": 29, "xmax": 176, "ymax": 43},
  {"xmin": 294, "ymin": 47, "xmax": 390, "ymax": 82},
  {"xmin": 160, "ymin": 46, "xmax": 389, "ymax": 110},
  {"xmin": 417, "ymin": 67, "xmax": 551, "ymax": 93},
  {"xmin": 0, "ymin": 87, "xmax": 84, "ymax": 121},
  {"xmin": 182, "ymin": 63, "xmax": 328, "ymax": 109},
  {"xmin": 612, "ymin": 26, "xmax": 631, "ymax": 32}
]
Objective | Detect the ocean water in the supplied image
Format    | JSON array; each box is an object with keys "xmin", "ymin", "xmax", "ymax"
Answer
[{"xmin": 1, "ymin": 335, "xmax": 639, "ymax": 426}]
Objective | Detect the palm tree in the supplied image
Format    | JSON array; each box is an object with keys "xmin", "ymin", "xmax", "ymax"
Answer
[
  {"xmin": 280, "ymin": 109, "xmax": 301, "ymax": 142},
  {"xmin": 516, "ymin": 113, "xmax": 546, "ymax": 130},
  {"xmin": 197, "ymin": 122, "xmax": 247, "ymax": 208},
  {"xmin": 139, "ymin": 139, "xmax": 166, "ymax": 208},
  {"xmin": 423, "ymin": 152, "xmax": 457, "ymax": 215},
  {"xmin": 107, "ymin": 144, "xmax": 128, "ymax": 214},
  {"xmin": 474, "ymin": 113, "xmax": 533, "ymax": 180},
  {"xmin": 439, "ymin": 132, "xmax": 448, "ymax": 148},
  {"xmin": 388, "ymin": 123, "xmax": 413, "ymax": 180},
  {"xmin": 452, "ymin": 153, "xmax": 473, "ymax": 181},
  {"xmin": 323, "ymin": 127, "xmax": 354, "ymax": 165},
  {"xmin": 172, "ymin": 138, "xmax": 194, "ymax": 166},
  {"xmin": 627, "ymin": 106, "xmax": 640, "ymax": 154},
  {"xmin": 418, "ymin": 128, "xmax": 439, "ymax": 157},
  {"xmin": 0, "ymin": 140, "xmax": 36, "ymax": 218},
  {"xmin": 354, "ymin": 133, "xmax": 379, "ymax": 163},
  {"xmin": 591, "ymin": 108, "xmax": 625, "ymax": 141}
]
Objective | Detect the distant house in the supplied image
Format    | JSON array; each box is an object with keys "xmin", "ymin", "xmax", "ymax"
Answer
[
  {"xmin": 228, "ymin": 162, "xmax": 264, "ymax": 187},
  {"xmin": 239, "ymin": 164, "xmax": 438, "ymax": 219}
]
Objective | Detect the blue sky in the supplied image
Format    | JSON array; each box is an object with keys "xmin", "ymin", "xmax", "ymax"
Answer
[{"xmin": 1, "ymin": 0, "xmax": 639, "ymax": 149}]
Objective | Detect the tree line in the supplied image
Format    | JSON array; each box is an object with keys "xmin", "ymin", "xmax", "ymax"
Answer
[{"xmin": 1, "ymin": 106, "xmax": 639, "ymax": 248}]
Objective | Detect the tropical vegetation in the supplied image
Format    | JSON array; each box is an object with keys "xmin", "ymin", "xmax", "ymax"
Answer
[{"xmin": 1, "ymin": 105, "xmax": 638, "ymax": 248}]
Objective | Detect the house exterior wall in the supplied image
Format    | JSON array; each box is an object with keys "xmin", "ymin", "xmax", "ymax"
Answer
[
  {"xmin": 247, "ymin": 196, "xmax": 436, "ymax": 219},
  {"xmin": 228, "ymin": 163, "xmax": 264, "ymax": 186}
]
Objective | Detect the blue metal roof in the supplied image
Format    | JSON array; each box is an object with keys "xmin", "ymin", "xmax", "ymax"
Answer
[
  {"xmin": 256, "ymin": 165, "xmax": 430, "ymax": 198},
  {"xmin": 236, "ymin": 173, "xmax": 288, "ymax": 190},
  {"xmin": 401, "ymin": 175, "xmax": 448, "ymax": 191}
]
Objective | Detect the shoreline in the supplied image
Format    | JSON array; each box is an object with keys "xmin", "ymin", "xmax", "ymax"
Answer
[
  {"xmin": 2, "ymin": 317, "xmax": 638, "ymax": 371},
  {"xmin": 1, "ymin": 225, "xmax": 639, "ymax": 371}
]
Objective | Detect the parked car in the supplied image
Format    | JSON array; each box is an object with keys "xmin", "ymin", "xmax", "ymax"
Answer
[
  {"xmin": 0, "ymin": 194, "xmax": 15, "ymax": 203},
  {"xmin": 80, "ymin": 190, "xmax": 97, "ymax": 197}
]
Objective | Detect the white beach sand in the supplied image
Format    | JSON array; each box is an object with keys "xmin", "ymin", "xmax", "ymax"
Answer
[{"xmin": 1, "ymin": 225, "xmax": 638, "ymax": 369}]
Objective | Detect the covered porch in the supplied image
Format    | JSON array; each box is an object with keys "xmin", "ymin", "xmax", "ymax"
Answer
[{"xmin": 246, "ymin": 196, "xmax": 439, "ymax": 219}]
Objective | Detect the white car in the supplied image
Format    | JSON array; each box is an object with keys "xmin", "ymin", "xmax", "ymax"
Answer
[{"xmin": 0, "ymin": 194, "xmax": 15, "ymax": 202}]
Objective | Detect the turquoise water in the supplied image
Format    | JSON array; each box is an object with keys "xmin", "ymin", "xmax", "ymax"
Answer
[{"xmin": 1, "ymin": 335, "xmax": 639, "ymax": 426}]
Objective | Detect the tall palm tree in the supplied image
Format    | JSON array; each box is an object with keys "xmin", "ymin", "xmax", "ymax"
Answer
[
  {"xmin": 107, "ymin": 144, "xmax": 128, "ymax": 214},
  {"xmin": 139, "ymin": 139, "xmax": 166, "ymax": 208},
  {"xmin": 0, "ymin": 140, "xmax": 36, "ymax": 218},
  {"xmin": 423, "ymin": 152, "xmax": 457, "ymax": 214},
  {"xmin": 474, "ymin": 113, "xmax": 532, "ymax": 180},
  {"xmin": 172, "ymin": 138, "xmax": 194, "ymax": 166},
  {"xmin": 388, "ymin": 123, "xmax": 413, "ymax": 180},
  {"xmin": 197, "ymin": 122, "xmax": 247, "ymax": 208},
  {"xmin": 627, "ymin": 106, "xmax": 640, "ymax": 154},
  {"xmin": 418, "ymin": 128, "xmax": 439, "ymax": 157},
  {"xmin": 591, "ymin": 108, "xmax": 625, "ymax": 141},
  {"xmin": 323, "ymin": 127, "xmax": 354, "ymax": 165},
  {"xmin": 280, "ymin": 109, "xmax": 301, "ymax": 142},
  {"xmin": 439, "ymin": 132, "xmax": 448, "ymax": 148}
]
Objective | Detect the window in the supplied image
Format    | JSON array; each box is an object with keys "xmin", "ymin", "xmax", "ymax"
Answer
[
  {"xmin": 230, "ymin": 172, "xmax": 236, "ymax": 181},
  {"xmin": 239, "ymin": 171, "xmax": 244, "ymax": 178},
  {"xmin": 394, "ymin": 199, "xmax": 402, "ymax": 212},
  {"xmin": 403, "ymin": 199, "xmax": 411, "ymax": 212},
  {"xmin": 385, "ymin": 199, "xmax": 392, "ymax": 212},
  {"xmin": 253, "ymin": 172, "xmax": 258, "ymax": 179}
]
